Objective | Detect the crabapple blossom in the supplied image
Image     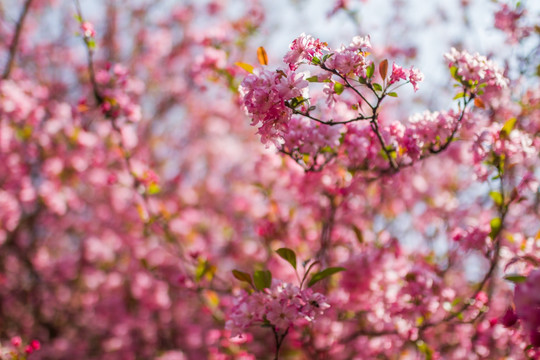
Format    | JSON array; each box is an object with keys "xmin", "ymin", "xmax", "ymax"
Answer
[
  {"xmin": 226, "ymin": 279, "xmax": 329, "ymax": 337},
  {"xmin": 283, "ymin": 33, "xmax": 328, "ymax": 70},
  {"xmin": 80, "ymin": 21, "xmax": 95, "ymax": 38},
  {"xmin": 494, "ymin": 3, "xmax": 532, "ymax": 44},
  {"xmin": 444, "ymin": 48, "xmax": 508, "ymax": 99}
]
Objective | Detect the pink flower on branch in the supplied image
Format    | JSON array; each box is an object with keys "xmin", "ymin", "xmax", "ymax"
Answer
[
  {"xmin": 283, "ymin": 33, "xmax": 328, "ymax": 70},
  {"xmin": 445, "ymin": 48, "xmax": 508, "ymax": 100},
  {"xmin": 408, "ymin": 66, "xmax": 424, "ymax": 92},
  {"xmin": 389, "ymin": 63, "xmax": 407, "ymax": 84},
  {"xmin": 226, "ymin": 279, "xmax": 330, "ymax": 337},
  {"xmin": 81, "ymin": 21, "xmax": 96, "ymax": 38}
]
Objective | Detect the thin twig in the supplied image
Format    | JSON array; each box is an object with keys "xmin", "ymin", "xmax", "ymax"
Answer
[{"xmin": 74, "ymin": 0, "xmax": 104, "ymax": 104}]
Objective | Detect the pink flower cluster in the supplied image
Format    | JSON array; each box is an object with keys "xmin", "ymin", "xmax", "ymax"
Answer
[
  {"xmin": 444, "ymin": 48, "xmax": 508, "ymax": 96},
  {"xmin": 240, "ymin": 34, "xmax": 423, "ymax": 154},
  {"xmin": 494, "ymin": 4, "xmax": 531, "ymax": 44},
  {"xmin": 451, "ymin": 225, "xmax": 490, "ymax": 252},
  {"xmin": 94, "ymin": 63, "xmax": 144, "ymax": 123},
  {"xmin": 282, "ymin": 117, "xmax": 342, "ymax": 158},
  {"xmin": 400, "ymin": 110, "xmax": 464, "ymax": 160},
  {"xmin": 239, "ymin": 68, "xmax": 308, "ymax": 145},
  {"xmin": 226, "ymin": 280, "xmax": 330, "ymax": 337},
  {"xmin": 471, "ymin": 123, "xmax": 535, "ymax": 179},
  {"xmin": 324, "ymin": 36, "xmax": 371, "ymax": 77},
  {"xmin": 389, "ymin": 63, "xmax": 424, "ymax": 92},
  {"xmin": 1, "ymin": 336, "xmax": 40, "ymax": 358},
  {"xmin": 283, "ymin": 33, "xmax": 330, "ymax": 71},
  {"xmin": 514, "ymin": 269, "xmax": 540, "ymax": 347}
]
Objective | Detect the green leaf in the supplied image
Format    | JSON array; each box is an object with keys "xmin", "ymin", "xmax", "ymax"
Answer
[
  {"xmin": 489, "ymin": 191, "xmax": 503, "ymax": 207},
  {"xmin": 308, "ymin": 267, "xmax": 345, "ymax": 287},
  {"xmin": 372, "ymin": 83, "xmax": 382, "ymax": 91},
  {"xmin": 253, "ymin": 270, "xmax": 272, "ymax": 291},
  {"xmin": 196, "ymin": 260, "xmax": 215, "ymax": 282},
  {"xmin": 416, "ymin": 340, "xmax": 433, "ymax": 360},
  {"xmin": 306, "ymin": 76, "xmax": 319, "ymax": 82},
  {"xmin": 450, "ymin": 66, "xmax": 458, "ymax": 80},
  {"xmin": 232, "ymin": 269, "xmax": 254, "ymax": 287},
  {"xmin": 386, "ymin": 92, "xmax": 398, "ymax": 97},
  {"xmin": 358, "ymin": 76, "xmax": 367, "ymax": 84},
  {"xmin": 276, "ymin": 248, "xmax": 297, "ymax": 270},
  {"xmin": 453, "ymin": 92, "xmax": 465, "ymax": 100},
  {"xmin": 334, "ymin": 82, "xmax": 345, "ymax": 95},
  {"xmin": 500, "ymin": 117, "xmax": 517, "ymax": 139},
  {"xmin": 504, "ymin": 274, "xmax": 527, "ymax": 283},
  {"xmin": 312, "ymin": 56, "xmax": 321, "ymax": 65},
  {"xmin": 87, "ymin": 38, "xmax": 96, "ymax": 50},
  {"xmin": 489, "ymin": 217, "xmax": 502, "ymax": 239},
  {"xmin": 366, "ymin": 62, "xmax": 375, "ymax": 78}
]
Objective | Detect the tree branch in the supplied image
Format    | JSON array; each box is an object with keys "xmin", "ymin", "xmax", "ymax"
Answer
[{"xmin": 2, "ymin": 0, "xmax": 33, "ymax": 79}]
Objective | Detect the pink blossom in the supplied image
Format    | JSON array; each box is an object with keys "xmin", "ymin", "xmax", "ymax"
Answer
[
  {"xmin": 283, "ymin": 33, "xmax": 327, "ymax": 70},
  {"xmin": 408, "ymin": 66, "xmax": 424, "ymax": 92},
  {"xmin": 501, "ymin": 307, "xmax": 518, "ymax": 327},
  {"xmin": 10, "ymin": 336, "xmax": 22, "ymax": 347},
  {"xmin": 325, "ymin": 47, "xmax": 368, "ymax": 77},
  {"xmin": 494, "ymin": 4, "xmax": 531, "ymax": 43},
  {"xmin": 347, "ymin": 35, "xmax": 371, "ymax": 51},
  {"xmin": 240, "ymin": 68, "xmax": 308, "ymax": 145},
  {"xmin": 226, "ymin": 279, "xmax": 330, "ymax": 337},
  {"xmin": 444, "ymin": 48, "xmax": 508, "ymax": 96},
  {"xmin": 389, "ymin": 63, "xmax": 407, "ymax": 84},
  {"xmin": 81, "ymin": 21, "xmax": 95, "ymax": 38},
  {"xmin": 30, "ymin": 340, "xmax": 40, "ymax": 350}
]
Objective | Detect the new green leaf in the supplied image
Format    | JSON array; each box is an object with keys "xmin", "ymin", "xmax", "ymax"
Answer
[
  {"xmin": 500, "ymin": 117, "xmax": 517, "ymax": 139},
  {"xmin": 504, "ymin": 274, "xmax": 527, "ymax": 283},
  {"xmin": 334, "ymin": 82, "xmax": 345, "ymax": 95},
  {"xmin": 308, "ymin": 267, "xmax": 345, "ymax": 287},
  {"xmin": 276, "ymin": 248, "xmax": 297, "ymax": 270},
  {"xmin": 253, "ymin": 270, "xmax": 272, "ymax": 291},
  {"xmin": 489, "ymin": 217, "xmax": 502, "ymax": 239},
  {"xmin": 489, "ymin": 191, "xmax": 503, "ymax": 207},
  {"xmin": 366, "ymin": 62, "xmax": 375, "ymax": 78}
]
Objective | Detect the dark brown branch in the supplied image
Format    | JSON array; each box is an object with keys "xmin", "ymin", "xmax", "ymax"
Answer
[
  {"xmin": 429, "ymin": 95, "xmax": 474, "ymax": 154},
  {"xmin": 2, "ymin": 0, "xmax": 33, "ymax": 79},
  {"xmin": 316, "ymin": 195, "xmax": 337, "ymax": 266}
]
